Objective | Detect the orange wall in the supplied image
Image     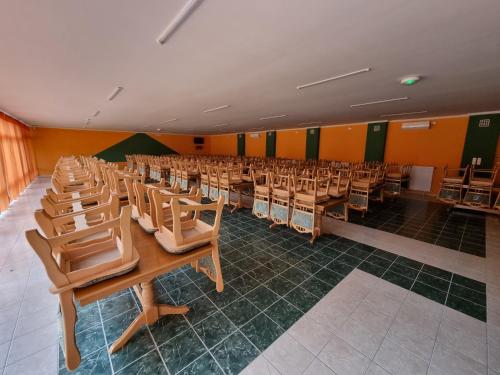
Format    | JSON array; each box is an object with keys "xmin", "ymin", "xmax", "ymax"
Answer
[
  {"xmin": 245, "ymin": 132, "xmax": 266, "ymax": 157},
  {"xmin": 150, "ymin": 133, "xmax": 210, "ymax": 155},
  {"xmin": 32, "ymin": 127, "xmax": 209, "ymax": 175},
  {"xmin": 276, "ymin": 129, "xmax": 307, "ymax": 159},
  {"xmin": 385, "ymin": 116, "xmax": 469, "ymax": 192},
  {"xmin": 319, "ymin": 124, "xmax": 367, "ymax": 161},
  {"xmin": 209, "ymin": 134, "xmax": 237, "ymax": 156}
]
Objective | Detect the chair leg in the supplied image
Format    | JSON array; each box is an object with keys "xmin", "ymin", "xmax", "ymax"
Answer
[
  {"xmin": 59, "ymin": 291, "xmax": 80, "ymax": 371},
  {"xmin": 211, "ymin": 244, "xmax": 224, "ymax": 293}
]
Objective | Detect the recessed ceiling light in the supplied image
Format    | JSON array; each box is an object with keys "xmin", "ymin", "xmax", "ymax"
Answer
[
  {"xmin": 93, "ymin": 110, "xmax": 100, "ymax": 117},
  {"xmin": 260, "ymin": 114, "xmax": 287, "ymax": 121},
  {"xmin": 213, "ymin": 123, "xmax": 227, "ymax": 128},
  {"xmin": 203, "ymin": 105, "xmax": 230, "ymax": 113},
  {"xmin": 400, "ymin": 76, "xmax": 421, "ymax": 86},
  {"xmin": 160, "ymin": 118, "xmax": 178, "ymax": 124},
  {"xmin": 298, "ymin": 121, "xmax": 322, "ymax": 126},
  {"xmin": 296, "ymin": 68, "xmax": 371, "ymax": 90},
  {"xmin": 156, "ymin": 0, "xmax": 204, "ymax": 45},
  {"xmin": 156, "ymin": 128, "xmax": 161, "ymax": 131},
  {"xmin": 381, "ymin": 110, "xmax": 428, "ymax": 117},
  {"xmin": 107, "ymin": 86, "xmax": 123, "ymax": 101},
  {"xmin": 350, "ymin": 97, "xmax": 408, "ymax": 108}
]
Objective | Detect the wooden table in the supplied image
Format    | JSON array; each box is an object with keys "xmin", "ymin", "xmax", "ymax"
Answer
[{"xmin": 73, "ymin": 222, "xmax": 220, "ymax": 360}]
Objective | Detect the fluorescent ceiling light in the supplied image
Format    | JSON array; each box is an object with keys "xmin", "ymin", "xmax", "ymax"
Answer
[
  {"xmin": 156, "ymin": 0, "xmax": 204, "ymax": 45},
  {"xmin": 298, "ymin": 121, "xmax": 322, "ymax": 126},
  {"xmin": 93, "ymin": 110, "xmax": 100, "ymax": 117},
  {"xmin": 350, "ymin": 96, "xmax": 408, "ymax": 108},
  {"xmin": 381, "ymin": 110, "xmax": 428, "ymax": 117},
  {"xmin": 203, "ymin": 104, "xmax": 230, "ymax": 113},
  {"xmin": 213, "ymin": 123, "xmax": 227, "ymax": 127},
  {"xmin": 297, "ymin": 68, "xmax": 371, "ymax": 90},
  {"xmin": 160, "ymin": 118, "xmax": 178, "ymax": 124},
  {"xmin": 260, "ymin": 114, "xmax": 287, "ymax": 121},
  {"xmin": 108, "ymin": 86, "xmax": 123, "ymax": 101}
]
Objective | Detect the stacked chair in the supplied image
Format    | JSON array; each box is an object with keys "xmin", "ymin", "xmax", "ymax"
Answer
[
  {"xmin": 437, "ymin": 165, "xmax": 469, "ymax": 204},
  {"xmin": 463, "ymin": 165, "xmax": 498, "ymax": 208},
  {"xmin": 25, "ymin": 155, "xmax": 226, "ymax": 371}
]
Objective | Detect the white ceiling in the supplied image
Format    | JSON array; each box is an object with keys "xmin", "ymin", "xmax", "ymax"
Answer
[{"xmin": 1, "ymin": 0, "xmax": 500, "ymax": 134}]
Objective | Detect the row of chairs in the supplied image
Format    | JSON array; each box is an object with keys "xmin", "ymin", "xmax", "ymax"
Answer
[
  {"xmin": 26, "ymin": 156, "xmax": 226, "ymax": 370},
  {"xmin": 438, "ymin": 164, "xmax": 499, "ymax": 209}
]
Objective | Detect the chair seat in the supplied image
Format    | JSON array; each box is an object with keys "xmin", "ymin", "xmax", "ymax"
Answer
[
  {"xmin": 386, "ymin": 172, "xmax": 402, "ymax": 179},
  {"xmin": 443, "ymin": 177, "xmax": 464, "ymax": 184},
  {"xmin": 155, "ymin": 224, "xmax": 212, "ymax": 254},
  {"xmin": 328, "ymin": 186, "xmax": 348, "ymax": 197},
  {"xmin": 138, "ymin": 214, "xmax": 157, "ymax": 233},
  {"xmin": 470, "ymin": 179, "xmax": 494, "ymax": 187}
]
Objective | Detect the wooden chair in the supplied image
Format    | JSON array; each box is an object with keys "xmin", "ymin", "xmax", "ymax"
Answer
[
  {"xmin": 270, "ymin": 174, "xmax": 294, "ymax": 227},
  {"xmin": 290, "ymin": 177, "xmax": 330, "ymax": 243},
  {"xmin": 463, "ymin": 165, "xmax": 498, "ymax": 208},
  {"xmin": 41, "ymin": 186, "xmax": 111, "ymax": 218},
  {"xmin": 252, "ymin": 171, "xmax": 271, "ymax": 219},
  {"xmin": 123, "ymin": 175, "xmax": 147, "ymax": 221},
  {"xmin": 218, "ymin": 166, "xmax": 244, "ymax": 212},
  {"xmin": 328, "ymin": 169, "xmax": 351, "ymax": 198},
  {"xmin": 25, "ymin": 206, "xmax": 139, "ymax": 371},
  {"xmin": 45, "ymin": 181, "xmax": 104, "ymax": 204},
  {"xmin": 438, "ymin": 165, "xmax": 469, "ymax": 204},
  {"xmin": 154, "ymin": 196, "xmax": 225, "ymax": 291},
  {"xmin": 134, "ymin": 181, "xmax": 183, "ymax": 233},
  {"xmin": 199, "ymin": 163, "xmax": 211, "ymax": 198},
  {"xmin": 34, "ymin": 195, "xmax": 120, "ymax": 251},
  {"xmin": 208, "ymin": 165, "xmax": 220, "ymax": 201}
]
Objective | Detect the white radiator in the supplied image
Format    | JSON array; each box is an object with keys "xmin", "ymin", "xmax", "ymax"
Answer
[{"xmin": 409, "ymin": 166, "xmax": 434, "ymax": 192}]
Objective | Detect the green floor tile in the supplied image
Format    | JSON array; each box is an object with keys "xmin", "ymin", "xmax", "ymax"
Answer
[
  {"xmin": 158, "ymin": 328, "xmax": 207, "ymax": 375},
  {"xmin": 240, "ymin": 313, "xmax": 284, "ymax": 351},
  {"xmin": 222, "ymin": 298, "xmax": 260, "ymax": 327},
  {"xmin": 284, "ymin": 286, "xmax": 320, "ymax": 313},
  {"xmin": 411, "ymin": 282, "xmax": 447, "ymax": 304},
  {"xmin": 193, "ymin": 311, "xmax": 237, "ymax": 349},
  {"xmin": 446, "ymin": 294, "xmax": 486, "ymax": 322},
  {"xmin": 382, "ymin": 270, "xmax": 414, "ymax": 290},
  {"xmin": 177, "ymin": 352, "xmax": 224, "ymax": 375},
  {"xmin": 116, "ymin": 349, "xmax": 167, "ymax": 375},
  {"xmin": 211, "ymin": 331, "xmax": 260, "ymax": 375},
  {"xmin": 245, "ymin": 285, "xmax": 281, "ymax": 311},
  {"xmin": 265, "ymin": 299, "xmax": 302, "ymax": 330}
]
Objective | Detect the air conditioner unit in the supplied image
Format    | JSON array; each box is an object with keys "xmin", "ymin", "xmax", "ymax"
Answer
[
  {"xmin": 250, "ymin": 132, "xmax": 261, "ymax": 138},
  {"xmin": 401, "ymin": 121, "xmax": 430, "ymax": 130}
]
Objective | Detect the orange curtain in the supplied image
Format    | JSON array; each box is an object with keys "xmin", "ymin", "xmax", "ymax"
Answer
[{"xmin": 0, "ymin": 112, "xmax": 38, "ymax": 211}]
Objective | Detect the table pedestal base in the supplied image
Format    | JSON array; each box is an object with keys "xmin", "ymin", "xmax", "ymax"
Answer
[{"xmin": 108, "ymin": 280, "xmax": 189, "ymax": 354}]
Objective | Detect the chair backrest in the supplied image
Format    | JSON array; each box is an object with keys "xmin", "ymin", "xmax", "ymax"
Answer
[
  {"xmin": 25, "ymin": 206, "xmax": 135, "ymax": 293},
  {"xmin": 152, "ymin": 187, "xmax": 201, "ymax": 229},
  {"xmin": 41, "ymin": 185, "xmax": 110, "ymax": 217},
  {"xmin": 35, "ymin": 194, "xmax": 120, "ymax": 238},
  {"xmin": 168, "ymin": 196, "xmax": 224, "ymax": 247}
]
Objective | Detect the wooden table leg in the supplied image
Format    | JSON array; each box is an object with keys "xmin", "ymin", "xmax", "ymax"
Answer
[
  {"xmin": 108, "ymin": 280, "xmax": 189, "ymax": 354},
  {"xmin": 60, "ymin": 291, "xmax": 81, "ymax": 371}
]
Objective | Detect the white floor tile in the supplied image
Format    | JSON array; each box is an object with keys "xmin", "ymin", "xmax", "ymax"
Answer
[
  {"xmin": 373, "ymin": 338, "xmax": 428, "ymax": 375},
  {"xmin": 240, "ymin": 354, "xmax": 280, "ymax": 375},
  {"xmin": 263, "ymin": 333, "xmax": 314, "ymax": 375},
  {"xmin": 430, "ymin": 341, "xmax": 486, "ymax": 375},
  {"xmin": 303, "ymin": 358, "xmax": 336, "ymax": 375},
  {"xmin": 3, "ymin": 344, "xmax": 57, "ymax": 375},
  {"xmin": 288, "ymin": 316, "xmax": 334, "ymax": 355},
  {"xmin": 318, "ymin": 334, "xmax": 370, "ymax": 375}
]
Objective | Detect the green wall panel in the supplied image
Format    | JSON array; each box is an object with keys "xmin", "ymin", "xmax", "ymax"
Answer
[
  {"xmin": 306, "ymin": 127, "xmax": 320, "ymax": 160},
  {"xmin": 266, "ymin": 131, "xmax": 276, "ymax": 157},
  {"xmin": 94, "ymin": 133, "xmax": 178, "ymax": 162},
  {"xmin": 364, "ymin": 122, "xmax": 388, "ymax": 162},
  {"xmin": 237, "ymin": 133, "xmax": 245, "ymax": 156},
  {"xmin": 461, "ymin": 114, "xmax": 500, "ymax": 168}
]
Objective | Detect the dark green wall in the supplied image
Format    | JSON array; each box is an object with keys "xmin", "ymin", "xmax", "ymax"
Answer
[
  {"xmin": 364, "ymin": 122, "xmax": 388, "ymax": 162},
  {"xmin": 461, "ymin": 114, "xmax": 500, "ymax": 168},
  {"xmin": 237, "ymin": 133, "xmax": 245, "ymax": 156},
  {"xmin": 266, "ymin": 131, "xmax": 276, "ymax": 157},
  {"xmin": 94, "ymin": 133, "xmax": 177, "ymax": 162},
  {"xmin": 305, "ymin": 127, "xmax": 320, "ymax": 160}
]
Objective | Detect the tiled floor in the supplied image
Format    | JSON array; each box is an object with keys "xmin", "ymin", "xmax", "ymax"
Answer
[
  {"xmin": 0, "ymin": 178, "xmax": 59, "ymax": 375},
  {"xmin": 1, "ymin": 178, "xmax": 499, "ymax": 375},
  {"xmin": 349, "ymin": 197, "xmax": 486, "ymax": 257},
  {"xmin": 58, "ymin": 201, "xmax": 488, "ymax": 374}
]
